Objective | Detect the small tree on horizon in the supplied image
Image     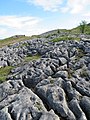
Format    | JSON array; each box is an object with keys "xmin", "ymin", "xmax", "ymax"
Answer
[{"xmin": 79, "ymin": 20, "xmax": 87, "ymax": 34}]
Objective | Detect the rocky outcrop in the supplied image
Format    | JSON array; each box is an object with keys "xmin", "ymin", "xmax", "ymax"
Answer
[
  {"xmin": 0, "ymin": 34, "xmax": 90, "ymax": 120},
  {"xmin": 0, "ymin": 80, "xmax": 59, "ymax": 120}
]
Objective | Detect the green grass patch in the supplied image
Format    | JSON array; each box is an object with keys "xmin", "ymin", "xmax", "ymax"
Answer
[
  {"xmin": 19, "ymin": 42, "xmax": 29, "ymax": 48},
  {"xmin": 45, "ymin": 33, "xmax": 58, "ymax": 38},
  {"xmin": 0, "ymin": 66, "xmax": 13, "ymax": 83},
  {"xmin": 71, "ymin": 24, "xmax": 90, "ymax": 34},
  {"xmin": 51, "ymin": 36, "xmax": 80, "ymax": 42},
  {"xmin": 79, "ymin": 67, "xmax": 89, "ymax": 78},
  {"xmin": 0, "ymin": 36, "xmax": 31, "ymax": 48},
  {"xmin": 30, "ymin": 35, "xmax": 41, "ymax": 38},
  {"xmin": 0, "ymin": 35, "xmax": 43, "ymax": 48},
  {"xmin": 24, "ymin": 54, "xmax": 41, "ymax": 62},
  {"xmin": 75, "ymin": 48, "xmax": 85, "ymax": 62}
]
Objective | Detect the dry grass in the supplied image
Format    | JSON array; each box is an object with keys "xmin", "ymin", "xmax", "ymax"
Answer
[{"xmin": 0, "ymin": 36, "xmax": 31, "ymax": 48}]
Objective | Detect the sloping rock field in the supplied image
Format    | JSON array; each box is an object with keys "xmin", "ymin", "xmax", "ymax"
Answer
[{"xmin": 0, "ymin": 35, "xmax": 90, "ymax": 120}]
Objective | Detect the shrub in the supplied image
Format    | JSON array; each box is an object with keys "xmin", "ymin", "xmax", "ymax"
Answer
[{"xmin": 79, "ymin": 20, "xmax": 87, "ymax": 33}]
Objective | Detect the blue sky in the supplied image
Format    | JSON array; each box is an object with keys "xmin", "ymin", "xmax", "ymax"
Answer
[{"xmin": 0, "ymin": 0, "xmax": 90, "ymax": 39}]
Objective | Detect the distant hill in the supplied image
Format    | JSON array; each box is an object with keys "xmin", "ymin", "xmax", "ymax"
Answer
[
  {"xmin": 0, "ymin": 35, "xmax": 31, "ymax": 48},
  {"xmin": 0, "ymin": 23, "xmax": 90, "ymax": 48}
]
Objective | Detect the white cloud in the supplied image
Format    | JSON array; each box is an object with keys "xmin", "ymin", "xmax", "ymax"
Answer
[
  {"xmin": 0, "ymin": 15, "xmax": 48, "ymax": 39},
  {"xmin": 83, "ymin": 12, "xmax": 90, "ymax": 17},
  {"xmin": 0, "ymin": 0, "xmax": 90, "ymax": 39},
  {"xmin": 0, "ymin": 16, "xmax": 41, "ymax": 29},
  {"xmin": 27, "ymin": 0, "xmax": 63, "ymax": 11},
  {"xmin": 82, "ymin": 12, "xmax": 90, "ymax": 23},
  {"xmin": 0, "ymin": 27, "xmax": 7, "ymax": 39},
  {"xmin": 0, "ymin": 28, "xmax": 7, "ymax": 34},
  {"xmin": 65, "ymin": 0, "xmax": 90, "ymax": 14},
  {"xmin": 0, "ymin": 16, "xmax": 47, "ymax": 39},
  {"xmin": 27, "ymin": 0, "xmax": 90, "ymax": 14}
]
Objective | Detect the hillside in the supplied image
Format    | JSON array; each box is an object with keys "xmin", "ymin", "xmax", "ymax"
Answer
[
  {"xmin": 0, "ymin": 23, "xmax": 90, "ymax": 48},
  {"xmin": 0, "ymin": 35, "xmax": 31, "ymax": 48},
  {"xmin": 70, "ymin": 23, "xmax": 90, "ymax": 34},
  {"xmin": 0, "ymin": 26, "xmax": 90, "ymax": 120}
]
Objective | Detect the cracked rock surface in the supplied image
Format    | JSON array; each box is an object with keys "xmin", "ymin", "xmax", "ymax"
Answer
[{"xmin": 0, "ymin": 35, "xmax": 90, "ymax": 120}]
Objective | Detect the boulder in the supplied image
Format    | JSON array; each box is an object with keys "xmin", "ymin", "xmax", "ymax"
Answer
[
  {"xmin": 0, "ymin": 60, "xmax": 8, "ymax": 67},
  {"xmin": 63, "ymin": 81, "xmax": 82, "ymax": 101},
  {"xmin": 39, "ymin": 110, "xmax": 60, "ymax": 120},
  {"xmin": 53, "ymin": 70, "xmax": 68, "ymax": 79},
  {"xmin": 36, "ymin": 83, "xmax": 75, "ymax": 119},
  {"xmin": 69, "ymin": 98, "xmax": 87, "ymax": 120},
  {"xmin": 80, "ymin": 96, "xmax": 90, "ymax": 120},
  {"xmin": 0, "ymin": 80, "xmax": 48, "ymax": 120},
  {"xmin": 76, "ymin": 80, "xmax": 90, "ymax": 97},
  {"xmin": 58, "ymin": 57, "xmax": 67, "ymax": 65},
  {"xmin": 0, "ymin": 107, "xmax": 12, "ymax": 120},
  {"xmin": 44, "ymin": 66, "xmax": 54, "ymax": 76}
]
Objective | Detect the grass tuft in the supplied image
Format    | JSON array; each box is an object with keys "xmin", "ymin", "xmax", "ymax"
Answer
[
  {"xmin": 51, "ymin": 36, "xmax": 80, "ymax": 42},
  {"xmin": 24, "ymin": 54, "xmax": 41, "ymax": 62},
  {"xmin": 0, "ymin": 66, "xmax": 13, "ymax": 83}
]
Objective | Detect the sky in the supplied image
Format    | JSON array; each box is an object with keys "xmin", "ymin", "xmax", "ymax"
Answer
[{"xmin": 0, "ymin": 0, "xmax": 90, "ymax": 39}]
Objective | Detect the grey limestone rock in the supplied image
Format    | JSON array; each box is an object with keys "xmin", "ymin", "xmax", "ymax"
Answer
[
  {"xmin": 0, "ymin": 80, "xmax": 49, "ymax": 120},
  {"xmin": 58, "ymin": 57, "xmax": 67, "ymax": 65},
  {"xmin": 44, "ymin": 66, "xmax": 54, "ymax": 76},
  {"xmin": 0, "ymin": 60, "xmax": 8, "ymax": 67},
  {"xmin": 36, "ymin": 83, "xmax": 75, "ymax": 119},
  {"xmin": 39, "ymin": 110, "xmax": 60, "ymax": 120},
  {"xmin": 63, "ymin": 81, "xmax": 82, "ymax": 101},
  {"xmin": 0, "ymin": 107, "xmax": 12, "ymax": 120},
  {"xmin": 53, "ymin": 70, "xmax": 68, "ymax": 79},
  {"xmin": 76, "ymin": 79, "xmax": 90, "ymax": 97},
  {"xmin": 0, "ymin": 34, "xmax": 90, "ymax": 120},
  {"xmin": 69, "ymin": 98, "xmax": 87, "ymax": 120},
  {"xmin": 80, "ymin": 96, "xmax": 90, "ymax": 120}
]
